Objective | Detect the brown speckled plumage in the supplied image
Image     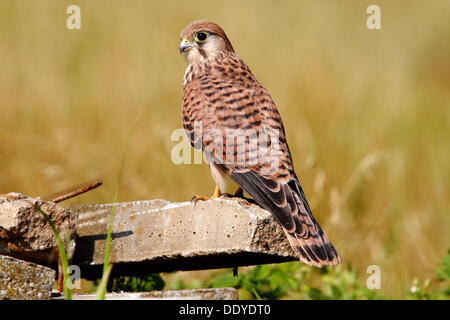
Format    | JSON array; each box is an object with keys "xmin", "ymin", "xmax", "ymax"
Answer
[{"xmin": 179, "ymin": 21, "xmax": 341, "ymax": 267}]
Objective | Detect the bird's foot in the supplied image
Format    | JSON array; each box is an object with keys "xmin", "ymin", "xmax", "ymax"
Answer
[
  {"xmin": 190, "ymin": 195, "xmax": 209, "ymax": 202},
  {"xmin": 190, "ymin": 185, "xmax": 222, "ymax": 202}
]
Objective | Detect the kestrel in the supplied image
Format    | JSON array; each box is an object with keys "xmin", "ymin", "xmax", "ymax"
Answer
[{"xmin": 179, "ymin": 21, "xmax": 341, "ymax": 267}]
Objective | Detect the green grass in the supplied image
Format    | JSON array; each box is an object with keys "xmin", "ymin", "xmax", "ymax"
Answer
[
  {"xmin": 107, "ymin": 274, "xmax": 165, "ymax": 293},
  {"xmin": 95, "ymin": 111, "xmax": 140, "ymax": 299},
  {"xmin": 30, "ymin": 202, "xmax": 72, "ymax": 300},
  {"xmin": 1, "ymin": 0, "xmax": 449, "ymax": 299},
  {"xmin": 104, "ymin": 249, "xmax": 449, "ymax": 299},
  {"xmin": 405, "ymin": 250, "xmax": 450, "ymax": 300},
  {"xmin": 164, "ymin": 250, "xmax": 449, "ymax": 300}
]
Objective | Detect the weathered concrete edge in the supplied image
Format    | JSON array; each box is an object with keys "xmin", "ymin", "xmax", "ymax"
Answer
[
  {"xmin": 70, "ymin": 198, "xmax": 298, "ymax": 278},
  {"xmin": 52, "ymin": 288, "xmax": 239, "ymax": 300}
]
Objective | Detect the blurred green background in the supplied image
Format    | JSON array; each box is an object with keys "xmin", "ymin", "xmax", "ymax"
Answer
[{"xmin": 0, "ymin": 0, "xmax": 448, "ymax": 299}]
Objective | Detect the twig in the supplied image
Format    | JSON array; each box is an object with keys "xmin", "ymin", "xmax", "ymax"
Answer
[{"xmin": 52, "ymin": 180, "xmax": 103, "ymax": 204}]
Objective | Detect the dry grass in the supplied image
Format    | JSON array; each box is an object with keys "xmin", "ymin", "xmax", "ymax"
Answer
[{"xmin": 0, "ymin": 0, "xmax": 449, "ymax": 298}]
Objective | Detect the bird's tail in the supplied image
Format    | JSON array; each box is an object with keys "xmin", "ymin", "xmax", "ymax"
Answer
[
  {"xmin": 284, "ymin": 230, "xmax": 341, "ymax": 267},
  {"xmin": 225, "ymin": 166, "xmax": 341, "ymax": 267},
  {"xmin": 284, "ymin": 180, "xmax": 341, "ymax": 267}
]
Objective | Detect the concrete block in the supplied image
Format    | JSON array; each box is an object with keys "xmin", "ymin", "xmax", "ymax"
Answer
[
  {"xmin": 72, "ymin": 198, "xmax": 297, "ymax": 279},
  {"xmin": 0, "ymin": 254, "xmax": 56, "ymax": 300},
  {"xmin": 0, "ymin": 193, "xmax": 76, "ymax": 266}
]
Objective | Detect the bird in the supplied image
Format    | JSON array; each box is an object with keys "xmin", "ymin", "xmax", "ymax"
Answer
[{"xmin": 179, "ymin": 20, "xmax": 341, "ymax": 267}]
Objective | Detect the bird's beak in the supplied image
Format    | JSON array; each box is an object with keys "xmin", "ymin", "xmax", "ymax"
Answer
[{"xmin": 179, "ymin": 38, "xmax": 193, "ymax": 54}]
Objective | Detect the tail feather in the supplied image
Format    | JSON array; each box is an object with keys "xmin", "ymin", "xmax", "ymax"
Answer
[
  {"xmin": 285, "ymin": 180, "xmax": 341, "ymax": 266},
  {"xmin": 285, "ymin": 230, "xmax": 341, "ymax": 267},
  {"xmin": 226, "ymin": 167, "xmax": 341, "ymax": 267}
]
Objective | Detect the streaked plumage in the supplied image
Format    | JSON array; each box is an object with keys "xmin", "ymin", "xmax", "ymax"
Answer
[{"xmin": 179, "ymin": 21, "xmax": 341, "ymax": 267}]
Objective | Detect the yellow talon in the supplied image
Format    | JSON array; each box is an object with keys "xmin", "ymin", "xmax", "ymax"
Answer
[
  {"xmin": 212, "ymin": 184, "xmax": 221, "ymax": 198},
  {"xmin": 190, "ymin": 185, "xmax": 221, "ymax": 202}
]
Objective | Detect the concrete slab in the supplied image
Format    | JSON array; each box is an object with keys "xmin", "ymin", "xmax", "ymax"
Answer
[
  {"xmin": 0, "ymin": 254, "xmax": 56, "ymax": 300},
  {"xmin": 72, "ymin": 198, "xmax": 297, "ymax": 279},
  {"xmin": 53, "ymin": 288, "xmax": 238, "ymax": 300}
]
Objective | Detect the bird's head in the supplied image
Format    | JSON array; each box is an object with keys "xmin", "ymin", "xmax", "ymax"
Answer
[{"xmin": 179, "ymin": 21, "xmax": 234, "ymax": 64}]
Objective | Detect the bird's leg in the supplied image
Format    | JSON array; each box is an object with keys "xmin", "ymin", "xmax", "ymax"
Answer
[
  {"xmin": 233, "ymin": 187, "xmax": 256, "ymax": 205},
  {"xmin": 191, "ymin": 184, "xmax": 221, "ymax": 202},
  {"xmin": 217, "ymin": 186, "xmax": 247, "ymax": 198},
  {"xmin": 217, "ymin": 187, "xmax": 244, "ymax": 199},
  {"xmin": 234, "ymin": 187, "xmax": 244, "ymax": 198},
  {"xmin": 212, "ymin": 184, "xmax": 221, "ymax": 198}
]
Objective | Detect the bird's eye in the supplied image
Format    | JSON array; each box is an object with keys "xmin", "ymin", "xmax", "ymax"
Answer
[{"xmin": 194, "ymin": 32, "xmax": 208, "ymax": 42}]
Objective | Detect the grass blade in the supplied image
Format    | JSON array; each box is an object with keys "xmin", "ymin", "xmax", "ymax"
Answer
[
  {"xmin": 95, "ymin": 263, "xmax": 113, "ymax": 300},
  {"xmin": 28, "ymin": 201, "xmax": 72, "ymax": 300},
  {"xmin": 96, "ymin": 110, "xmax": 142, "ymax": 299}
]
